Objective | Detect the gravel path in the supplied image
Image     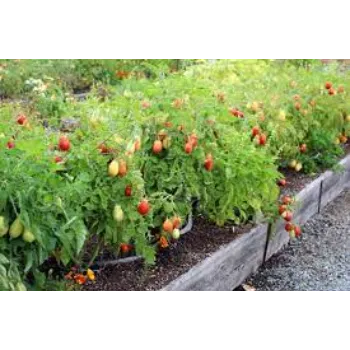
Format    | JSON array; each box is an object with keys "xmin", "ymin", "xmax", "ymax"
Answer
[{"xmin": 248, "ymin": 190, "xmax": 350, "ymax": 291}]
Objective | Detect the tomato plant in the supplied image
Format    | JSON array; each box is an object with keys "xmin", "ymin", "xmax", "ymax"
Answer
[{"xmin": 1, "ymin": 59, "xmax": 350, "ymax": 290}]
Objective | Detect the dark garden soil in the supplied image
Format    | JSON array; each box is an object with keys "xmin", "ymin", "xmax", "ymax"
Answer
[
  {"xmin": 83, "ymin": 217, "xmax": 253, "ymax": 291},
  {"xmin": 280, "ymin": 169, "xmax": 320, "ymax": 197}
]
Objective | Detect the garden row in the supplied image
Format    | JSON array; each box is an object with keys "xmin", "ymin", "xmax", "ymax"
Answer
[{"xmin": 0, "ymin": 59, "xmax": 350, "ymax": 290}]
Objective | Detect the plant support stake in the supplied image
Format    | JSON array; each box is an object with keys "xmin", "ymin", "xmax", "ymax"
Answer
[
  {"xmin": 263, "ymin": 223, "xmax": 273, "ymax": 263},
  {"xmin": 318, "ymin": 180, "xmax": 323, "ymax": 214}
]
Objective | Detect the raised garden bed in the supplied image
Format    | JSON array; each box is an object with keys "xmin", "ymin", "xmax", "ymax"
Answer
[
  {"xmin": 83, "ymin": 153, "xmax": 350, "ymax": 291},
  {"xmin": 3, "ymin": 60, "xmax": 350, "ymax": 291}
]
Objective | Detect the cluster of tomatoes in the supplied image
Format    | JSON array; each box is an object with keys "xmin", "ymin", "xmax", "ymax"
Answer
[
  {"xmin": 251, "ymin": 125, "xmax": 267, "ymax": 146},
  {"xmin": 104, "ymin": 130, "xmax": 182, "ymax": 250},
  {"xmin": 106, "ymin": 138, "xmax": 151, "ymax": 219},
  {"xmin": 229, "ymin": 107, "xmax": 244, "ymax": 118},
  {"xmin": 184, "ymin": 133, "xmax": 198, "ymax": 154},
  {"xmin": 229, "ymin": 104, "xmax": 268, "ymax": 147},
  {"xmin": 288, "ymin": 144, "xmax": 307, "ymax": 173},
  {"xmin": 12, "ymin": 113, "xmax": 154, "ymax": 260},
  {"xmin": 51, "ymin": 134, "xmax": 71, "ymax": 164},
  {"xmin": 152, "ymin": 124, "xmax": 215, "ymax": 173},
  {"xmin": 150, "ymin": 123, "xmax": 215, "ymax": 248},
  {"xmin": 3, "ymin": 114, "xmax": 32, "ymax": 149},
  {"xmin": 325, "ymin": 81, "xmax": 344, "ymax": 96},
  {"xmin": 158, "ymin": 216, "xmax": 182, "ymax": 248},
  {"xmin": 65, "ymin": 268, "xmax": 95, "ymax": 285},
  {"xmin": 277, "ymin": 192, "xmax": 302, "ymax": 239}
]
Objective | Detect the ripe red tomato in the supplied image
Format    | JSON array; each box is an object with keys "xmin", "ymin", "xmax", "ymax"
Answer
[
  {"xmin": 120, "ymin": 243, "xmax": 131, "ymax": 254},
  {"xmin": 259, "ymin": 134, "xmax": 267, "ymax": 146},
  {"xmin": 285, "ymin": 222, "xmax": 294, "ymax": 232},
  {"xmin": 184, "ymin": 142, "xmax": 193, "ymax": 154},
  {"xmin": 125, "ymin": 185, "xmax": 132, "ymax": 197},
  {"xmin": 229, "ymin": 108, "xmax": 240, "ymax": 117},
  {"xmin": 153, "ymin": 140, "xmax": 163, "ymax": 154},
  {"xmin": 74, "ymin": 274, "xmax": 87, "ymax": 285},
  {"xmin": 16, "ymin": 114, "xmax": 27, "ymax": 125},
  {"xmin": 54, "ymin": 156, "xmax": 63, "ymax": 164},
  {"xmin": 282, "ymin": 211, "xmax": 293, "ymax": 222},
  {"xmin": 278, "ymin": 179, "xmax": 287, "ymax": 187},
  {"xmin": 6, "ymin": 141, "xmax": 15, "ymax": 149},
  {"xmin": 251, "ymin": 126, "xmax": 260, "ymax": 137},
  {"xmin": 58, "ymin": 136, "xmax": 70, "ymax": 152},
  {"xmin": 138, "ymin": 200, "xmax": 150, "ymax": 216},
  {"xmin": 204, "ymin": 157, "xmax": 214, "ymax": 171},
  {"xmin": 325, "ymin": 82, "xmax": 332, "ymax": 90},
  {"xmin": 294, "ymin": 225, "xmax": 302, "ymax": 237},
  {"xmin": 279, "ymin": 205, "xmax": 287, "ymax": 215}
]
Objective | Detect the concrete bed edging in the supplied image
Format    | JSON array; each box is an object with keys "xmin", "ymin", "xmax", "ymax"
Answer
[{"xmin": 162, "ymin": 154, "xmax": 350, "ymax": 291}]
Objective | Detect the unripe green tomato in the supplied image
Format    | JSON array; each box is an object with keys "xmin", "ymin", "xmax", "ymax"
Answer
[{"xmin": 113, "ymin": 205, "xmax": 124, "ymax": 222}]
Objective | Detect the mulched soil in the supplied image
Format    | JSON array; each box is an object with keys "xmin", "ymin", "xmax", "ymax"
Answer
[{"xmin": 83, "ymin": 217, "xmax": 253, "ymax": 291}]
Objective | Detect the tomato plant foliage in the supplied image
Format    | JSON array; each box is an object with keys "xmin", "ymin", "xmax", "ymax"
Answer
[{"xmin": 1, "ymin": 59, "xmax": 350, "ymax": 290}]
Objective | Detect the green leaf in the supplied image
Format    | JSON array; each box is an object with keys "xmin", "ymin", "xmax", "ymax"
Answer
[
  {"xmin": 0, "ymin": 264, "xmax": 7, "ymax": 277},
  {"xmin": 77, "ymin": 172, "xmax": 91, "ymax": 183},
  {"xmin": 56, "ymin": 229, "xmax": 74, "ymax": 262},
  {"xmin": 0, "ymin": 275, "xmax": 10, "ymax": 290},
  {"xmin": 163, "ymin": 202, "xmax": 174, "ymax": 214},
  {"xmin": 60, "ymin": 248, "xmax": 71, "ymax": 266},
  {"xmin": 37, "ymin": 246, "xmax": 47, "ymax": 265},
  {"xmin": 7, "ymin": 262, "xmax": 21, "ymax": 283},
  {"xmin": 0, "ymin": 253, "xmax": 9, "ymax": 265},
  {"xmin": 24, "ymin": 250, "xmax": 33, "ymax": 273},
  {"xmin": 74, "ymin": 220, "xmax": 88, "ymax": 254},
  {"xmin": 16, "ymin": 139, "xmax": 47, "ymax": 156}
]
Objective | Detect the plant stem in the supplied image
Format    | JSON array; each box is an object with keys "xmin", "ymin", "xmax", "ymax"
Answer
[{"xmin": 88, "ymin": 236, "xmax": 104, "ymax": 267}]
